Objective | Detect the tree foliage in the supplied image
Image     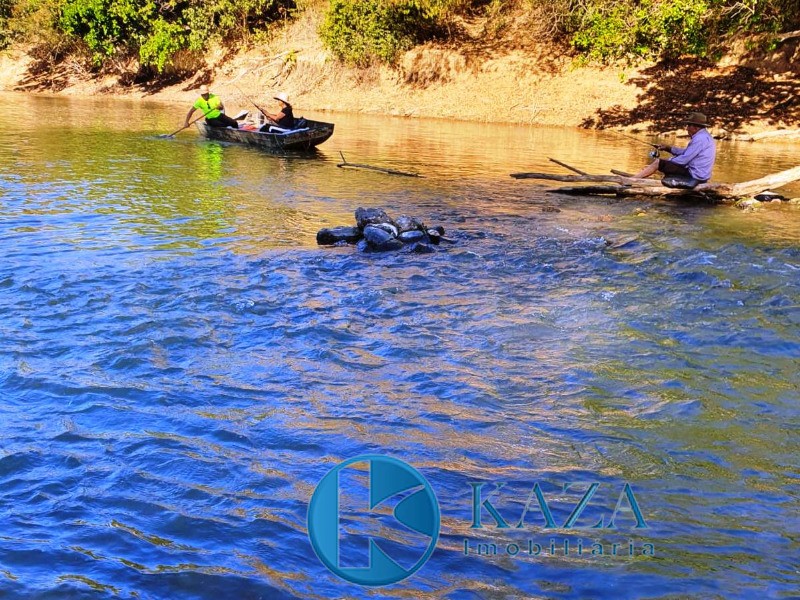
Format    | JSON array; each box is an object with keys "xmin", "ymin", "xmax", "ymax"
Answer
[
  {"xmin": 0, "ymin": 0, "xmax": 798, "ymax": 72},
  {"xmin": 319, "ymin": 0, "xmax": 443, "ymax": 66},
  {"xmin": 542, "ymin": 0, "xmax": 799, "ymax": 62},
  {"xmin": 569, "ymin": 0, "xmax": 710, "ymax": 61},
  {"xmin": 38, "ymin": 0, "xmax": 294, "ymax": 72},
  {"xmin": 0, "ymin": 0, "xmax": 12, "ymax": 46}
]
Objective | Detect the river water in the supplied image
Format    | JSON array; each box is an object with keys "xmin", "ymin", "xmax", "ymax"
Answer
[{"xmin": 0, "ymin": 94, "xmax": 798, "ymax": 599}]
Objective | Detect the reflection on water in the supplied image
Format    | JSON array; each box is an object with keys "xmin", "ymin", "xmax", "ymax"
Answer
[{"xmin": 0, "ymin": 94, "xmax": 798, "ymax": 599}]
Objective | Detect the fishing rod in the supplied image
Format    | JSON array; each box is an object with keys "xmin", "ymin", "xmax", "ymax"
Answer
[
  {"xmin": 233, "ymin": 84, "xmax": 277, "ymax": 125},
  {"xmin": 612, "ymin": 130, "xmax": 663, "ymax": 158}
]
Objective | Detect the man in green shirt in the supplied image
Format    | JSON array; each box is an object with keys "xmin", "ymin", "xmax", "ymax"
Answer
[{"xmin": 184, "ymin": 85, "xmax": 240, "ymax": 129}]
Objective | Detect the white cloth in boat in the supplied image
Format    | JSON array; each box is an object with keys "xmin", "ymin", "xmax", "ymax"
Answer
[{"xmin": 266, "ymin": 125, "xmax": 310, "ymax": 134}]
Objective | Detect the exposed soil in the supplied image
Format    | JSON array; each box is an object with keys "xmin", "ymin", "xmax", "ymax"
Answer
[{"xmin": 1, "ymin": 9, "xmax": 798, "ymax": 136}]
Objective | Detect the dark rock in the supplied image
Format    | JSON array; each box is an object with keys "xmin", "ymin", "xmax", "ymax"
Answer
[
  {"xmin": 316, "ymin": 226, "xmax": 362, "ymax": 245},
  {"xmin": 409, "ymin": 242, "xmax": 435, "ymax": 254},
  {"xmin": 355, "ymin": 207, "xmax": 394, "ymax": 230},
  {"xmin": 398, "ymin": 230, "xmax": 425, "ymax": 244},
  {"xmin": 374, "ymin": 239, "xmax": 405, "ymax": 252},
  {"xmin": 541, "ymin": 206, "xmax": 561, "ymax": 213},
  {"xmin": 320, "ymin": 208, "xmax": 450, "ymax": 254},
  {"xmin": 363, "ymin": 225, "xmax": 394, "ymax": 246},
  {"xmin": 754, "ymin": 191, "xmax": 785, "ymax": 201},
  {"xmin": 395, "ymin": 215, "xmax": 424, "ymax": 233}
]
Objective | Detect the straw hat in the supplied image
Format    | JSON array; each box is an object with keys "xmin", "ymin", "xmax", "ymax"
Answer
[
  {"xmin": 686, "ymin": 112, "xmax": 709, "ymax": 127},
  {"xmin": 199, "ymin": 85, "xmax": 210, "ymax": 95},
  {"xmin": 274, "ymin": 92, "xmax": 290, "ymax": 104}
]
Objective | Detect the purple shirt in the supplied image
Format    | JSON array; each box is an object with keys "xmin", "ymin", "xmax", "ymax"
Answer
[{"xmin": 668, "ymin": 128, "xmax": 716, "ymax": 181}]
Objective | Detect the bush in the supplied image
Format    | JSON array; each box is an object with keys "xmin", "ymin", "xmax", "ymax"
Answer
[
  {"xmin": 319, "ymin": 0, "xmax": 440, "ymax": 66},
  {"xmin": 57, "ymin": 0, "xmax": 295, "ymax": 72},
  {"xmin": 545, "ymin": 0, "xmax": 799, "ymax": 63},
  {"xmin": 59, "ymin": 0, "xmax": 157, "ymax": 64},
  {"xmin": 138, "ymin": 18, "xmax": 186, "ymax": 73},
  {"xmin": 569, "ymin": 0, "xmax": 709, "ymax": 62},
  {"xmin": 0, "ymin": 0, "xmax": 13, "ymax": 48},
  {"xmin": 5, "ymin": 0, "xmax": 74, "ymax": 57}
]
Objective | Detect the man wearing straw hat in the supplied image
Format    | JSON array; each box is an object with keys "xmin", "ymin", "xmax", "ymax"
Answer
[
  {"xmin": 184, "ymin": 85, "xmax": 240, "ymax": 129},
  {"xmin": 633, "ymin": 112, "xmax": 716, "ymax": 187}
]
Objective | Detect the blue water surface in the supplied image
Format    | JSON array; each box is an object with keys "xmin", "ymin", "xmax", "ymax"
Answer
[{"xmin": 0, "ymin": 95, "xmax": 798, "ymax": 599}]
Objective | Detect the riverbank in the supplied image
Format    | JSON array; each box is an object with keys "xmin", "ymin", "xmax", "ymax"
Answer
[{"xmin": 1, "ymin": 9, "xmax": 798, "ymax": 136}]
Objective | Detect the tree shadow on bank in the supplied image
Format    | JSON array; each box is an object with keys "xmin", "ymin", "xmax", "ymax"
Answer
[
  {"xmin": 13, "ymin": 47, "xmax": 216, "ymax": 95},
  {"xmin": 582, "ymin": 56, "xmax": 800, "ymax": 132}
]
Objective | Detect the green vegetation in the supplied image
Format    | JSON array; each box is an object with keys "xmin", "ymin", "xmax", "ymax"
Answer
[
  {"xmin": 569, "ymin": 0, "xmax": 710, "ymax": 61},
  {"xmin": 0, "ymin": 0, "xmax": 797, "ymax": 75},
  {"xmin": 0, "ymin": 0, "xmax": 12, "ymax": 47},
  {"xmin": 319, "ymin": 0, "xmax": 439, "ymax": 66},
  {"xmin": 2, "ymin": 0, "xmax": 295, "ymax": 72},
  {"xmin": 562, "ymin": 0, "xmax": 799, "ymax": 61},
  {"xmin": 316, "ymin": 0, "xmax": 800, "ymax": 64}
]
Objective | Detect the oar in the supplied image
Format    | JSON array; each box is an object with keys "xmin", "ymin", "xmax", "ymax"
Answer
[{"xmin": 159, "ymin": 112, "xmax": 208, "ymax": 138}]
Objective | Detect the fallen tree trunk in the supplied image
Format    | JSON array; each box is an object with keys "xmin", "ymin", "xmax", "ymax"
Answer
[
  {"xmin": 511, "ymin": 160, "xmax": 800, "ymax": 202},
  {"xmin": 337, "ymin": 152, "xmax": 421, "ymax": 177},
  {"xmin": 734, "ymin": 129, "xmax": 800, "ymax": 142}
]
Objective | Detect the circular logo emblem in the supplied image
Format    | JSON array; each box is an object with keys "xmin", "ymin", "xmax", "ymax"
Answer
[{"xmin": 307, "ymin": 454, "xmax": 440, "ymax": 586}]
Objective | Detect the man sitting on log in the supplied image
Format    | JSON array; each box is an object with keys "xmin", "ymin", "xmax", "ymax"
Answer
[{"xmin": 633, "ymin": 112, "xmax": 716, "ymax": 188}]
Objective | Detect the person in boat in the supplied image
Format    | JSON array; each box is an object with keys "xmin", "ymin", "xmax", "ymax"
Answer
[
  {"xmin": 632, "ymin": 112, "xmax": 716, "ymax": 187},
  {"xmin": 184, "ymin": 85, "xmax": 240, "ymax": 129},
  {"xmin": 259, "ymin": 92, "xmax": 295, "ymax": 131}
]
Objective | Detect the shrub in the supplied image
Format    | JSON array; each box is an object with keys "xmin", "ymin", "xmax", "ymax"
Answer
[
  {"xmin": 57, "ymin": 0, "xmax": 295, "ymax": 72},
  {"xmin": 0, "ymin": 0, "xmax": 13, "ymax": 48},
  {"xmin": 6, "ymin": 0, "xmax": 75, "ymax": 57},
  {"xmin": 138, "ymin": 18, "xmax": 185, "ymax": 72},
  {"xmin": 569, "ymin": 0, "xmax": 709, "ymax": 62},
  {"xmin": 319, "ymin": 0, "xmax": 440, "ymax": 66},
  {"xmin": 59, "ymin": 0, "xmax": 156, "ymax": 64}
]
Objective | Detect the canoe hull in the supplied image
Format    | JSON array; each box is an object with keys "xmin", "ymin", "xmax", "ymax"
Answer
[{"xmin": 196, "ymin": 119, "xmax": 334, "ymax": 152}]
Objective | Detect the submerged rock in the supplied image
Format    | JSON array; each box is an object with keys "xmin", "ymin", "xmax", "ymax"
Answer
[
  {"xmin": 398, "ymin": 230, "xmax": 425, "ymax": 244},
  {"xmin": 408, "ymin": 242, "xmax": 435, "ymax": 254},
  {"xmin": 316, "ymin": 226, "xmax": 362, "ymax": 246}
]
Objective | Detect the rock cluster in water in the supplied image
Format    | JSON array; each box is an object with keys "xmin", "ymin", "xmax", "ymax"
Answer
[{"xmin": 316, "ymin": 207, "xmax": 450, "ymax": 253}]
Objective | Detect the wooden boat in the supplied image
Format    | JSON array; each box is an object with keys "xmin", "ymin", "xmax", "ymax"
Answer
[{"xmin": 196, "ymin": 118, "xmax": 334, "ymax": 152}]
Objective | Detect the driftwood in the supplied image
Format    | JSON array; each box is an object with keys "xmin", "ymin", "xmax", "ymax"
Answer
[
  {"xmin": 511, "ymin": 159, "xmax": 800, "ymax": 202},
  {"xmin": 337, "ymin": 152, "xmax": 422, "ymax": 177},
  {"xmin": 734, "ymin": 129, "xmax": 800, "ymax": 142}
]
